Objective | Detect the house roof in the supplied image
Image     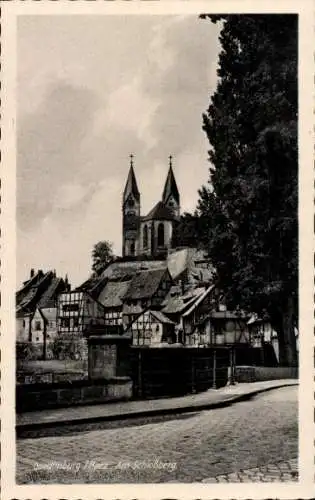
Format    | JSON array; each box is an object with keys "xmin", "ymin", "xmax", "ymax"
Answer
[
  {"xmin": 162, "ymin": 286, "xmax": 206, "ymax": 314},
  {"xmin": 37, "ymin": 278, "xmax": 63, "ymax": 309},
  {"xmin": 209, "ymin": 311, "xmax": 249, "ymax": 320},
  {"xmin": 16, "ymin": 271, "xmax": 56, "ymax": 314},
  {"xmin": 98, "ymin": 279, "xmax": 131, "ymax": 308},
  {"xmin": 101, "ymin": 259, "xmax": 165, "ymax": 280},
  {"xmin": 123, "ymin": 268, "xmax": 167, "ymax": 300},
  {"xmin": 182, "ymin": 285, "xmax": 215, "ymax": 317},
  {"xmin": 166, "ymin": 247, "xmax": 215, "ymax": 282},
  {"xmin": 77, "ymin": 275, "xmax": 108, "ymax": 296},
  {"xmin": 16, "ymin": 310, "xmax": 32, "ymax": 319},
  {"xmin": 142, "ymin": 201, "xmax": 176, "ymax": 222},
  {"xmin": 150, "ymin": 310, "xmax": 175, "ymax": 325}
]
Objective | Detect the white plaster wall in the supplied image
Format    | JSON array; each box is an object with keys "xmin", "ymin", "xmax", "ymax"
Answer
[{"xmin": 16, "ymin": 316, "xmax": 31, "ymax": 342}]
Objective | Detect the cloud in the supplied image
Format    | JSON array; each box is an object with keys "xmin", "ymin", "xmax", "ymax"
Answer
[
  {"xmin": 100, "ymin": 75, "xmax": 159, "ymax": 148},
  {"xmin": 17, "ymin": 15, "xmax": 221, "ymax": 287},
  {"xmin": 17, "ymin": 81, "xmax": 100, "ymax": 230},
  {"xmin": 53, "ymin": 183, "xmax": 94, "ymax": 210}
]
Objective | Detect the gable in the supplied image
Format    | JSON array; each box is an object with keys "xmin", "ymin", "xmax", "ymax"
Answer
[{"xmin": 32, "ymin": 308, "xmax": 46, "ymax": 323}]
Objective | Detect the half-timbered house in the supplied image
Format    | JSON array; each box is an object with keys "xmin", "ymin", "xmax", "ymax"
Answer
[
  {"xmin": 198, "ymin": 311, "xmax": 251, "ymax": 347},
  {"xmin": 16, "ymin": 269, "xmax": 68, "ymax": 343},
  {"xmin": 122, "ymin": 267, "xmax": 173, "ymax": 325},
  {"xmin": 130, "ymin": 310, "xmax": 176, "ymax": 346},
  {"xmin": 57, "ymin": 290, "xmax": 107, "ymax": 336},
  {"xmin": 97, "ymin": 277, "xmax": 131, "ymax": 329}
]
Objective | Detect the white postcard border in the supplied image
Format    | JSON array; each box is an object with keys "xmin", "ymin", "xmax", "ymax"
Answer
[{"xmin": 1, "ymin": 1, "xmax": 314, "ymax": 499}]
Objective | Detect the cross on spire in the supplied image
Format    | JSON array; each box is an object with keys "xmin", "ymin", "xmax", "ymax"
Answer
[
  {"xmin": 169, "ymin": 155, "xmax": 173, "ymax": 168},
  {"xmin": 129, "ymin": 153, "xmax": 134, "ymax": 167},
  {"xmin": 123, "ymin": 154, "xmax": 140, "ymax": 203}
]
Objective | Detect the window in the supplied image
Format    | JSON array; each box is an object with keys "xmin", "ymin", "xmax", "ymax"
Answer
[
  {"xmin": 157, "ymin": 223, "xmax": 165, "ymax": 247},
  {"xmin": 73, "ymin": 317, "xmax": 79, "ymax": 328},
  {"xmin": 63, "ymin": 303, "xmax": 79, "ymax": 313},
  {"xmin": 35, "ymin": 320, "xmax": 41, "ymax": 331},
  {"xmin": 60, "ymin": 317, "xmax": 70, "ymax": 328},
  {"xmin": 143, "ymin": 224, "xmax": 148, "ymax": 248},
  {"xmin": 130, "ymin": 242, "xmax": 135, "ymax": 255},
  {"xmin": 22, "ymin": 319, "xmax": 25, "ymax": 328}
]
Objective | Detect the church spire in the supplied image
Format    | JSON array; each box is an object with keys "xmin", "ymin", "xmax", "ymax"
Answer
[
  {"xmin": 162, "ymin": 155, "xmax": 180, "ymax": 205},
  {"xmin": 123, "ymin": 154, "xmax": 140, "ymax": 203}
]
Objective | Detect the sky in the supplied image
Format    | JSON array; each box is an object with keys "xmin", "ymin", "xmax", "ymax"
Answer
[{"xmin": 17, "ymin": 15, "xmax": 221, "ymax": 288}]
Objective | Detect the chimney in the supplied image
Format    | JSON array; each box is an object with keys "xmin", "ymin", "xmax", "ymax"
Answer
[
  {"xmin": 30, "ymin": 268, "xmax": 35, "ymax": 278},
  {"xmin": 64, "ymin": 274, "xmax": 71, "ymax": 292}
]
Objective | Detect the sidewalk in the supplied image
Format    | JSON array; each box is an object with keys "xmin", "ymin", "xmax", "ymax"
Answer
[{"xmin": 16, "ymin": 379, "xmax": 297, "ymax": 431}]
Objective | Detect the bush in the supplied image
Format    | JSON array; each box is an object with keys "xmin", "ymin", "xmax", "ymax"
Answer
[
  {"xmin": 16, "ymin": 342, "xmax": 42, "ymax": 365},
  {"xmin": 51, "ymin": 336, "xmax": 86, "ymax": 361}
]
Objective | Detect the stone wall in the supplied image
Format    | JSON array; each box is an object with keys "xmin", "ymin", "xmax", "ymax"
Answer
[
  {"xmin": 16, "ymin": 370, "xmax": 87, "ymax": 385},
  {"xmin": 16, "ymin": 376, "xmax": 133, "ymax": 412},
  {"xmin": 235, "ymin": 365, "xmax": 298, "ymax": 383}
]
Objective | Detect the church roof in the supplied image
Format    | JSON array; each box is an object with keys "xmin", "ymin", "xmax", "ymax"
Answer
[
  {"xmin": 142, "ymin": 201, "xmax": 176, "ymax": 221},
  {"xmin": 123, "ymin": 165, "xmax": 140, "ymax": 202},
  {"xmin": 162, "ymin": 165, "xmax": 180, "ymax": 205}
]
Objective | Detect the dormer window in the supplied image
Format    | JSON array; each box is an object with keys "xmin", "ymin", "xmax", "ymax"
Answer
[{"xmin": 128, "ymin": 198, "xmax": 135, "ymax": 208}]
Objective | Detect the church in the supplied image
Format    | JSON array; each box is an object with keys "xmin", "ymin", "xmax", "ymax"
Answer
[{"xmin": 122, "ymin": 155, "xmax": 180, "ymax": 259}]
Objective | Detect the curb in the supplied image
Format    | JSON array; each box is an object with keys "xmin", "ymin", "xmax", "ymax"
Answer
[{"xmin": 16, "ymin": 381, "xmax": 297, "ymax": 436}]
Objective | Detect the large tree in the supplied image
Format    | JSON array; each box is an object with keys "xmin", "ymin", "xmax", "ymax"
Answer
[
  {"xmin": 199, "ymin": 14, "xmax": 298, "ymax": 366},
  {"xmin": 172, "ymin": 212, "xmax": 202, "ymax": 248},
  {"xmin": 92, "ymin": 240, "xmax": 115, "ymax": 275}
]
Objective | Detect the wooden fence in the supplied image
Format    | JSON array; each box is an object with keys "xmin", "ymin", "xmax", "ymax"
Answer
[{"xmin": 129, "ymin": 346, "xmax": 230, "ymax": 399}]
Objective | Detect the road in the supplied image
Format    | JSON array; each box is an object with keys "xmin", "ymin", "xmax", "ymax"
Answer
[{"xmin": 16, "ymin": 385, "xmax": 298, "ymax": 483}]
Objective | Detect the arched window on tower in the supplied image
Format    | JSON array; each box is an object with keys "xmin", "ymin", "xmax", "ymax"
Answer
[
  {"xmin": 157, "ymin": 223, "xmax": 165, "ymax": 247},
  {"xmin": 130, "ymin": 242, "xmax": 135, "ymax": 255},
  {"xmin": 143, "ymin": 224, "xmax": 148, "ymax": 249}
]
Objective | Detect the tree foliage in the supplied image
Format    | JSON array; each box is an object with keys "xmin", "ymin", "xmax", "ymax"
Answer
[
  {"xmin": 172, "ymin": 212, "xmax": 202, "ymax": 248},
  {"xmin": 92, "ymin": 240, "xmax": 115, "ymax": 275},
  {"xmin": 199, "ymin": 15, "xmax": 298, "ymax": 366}
]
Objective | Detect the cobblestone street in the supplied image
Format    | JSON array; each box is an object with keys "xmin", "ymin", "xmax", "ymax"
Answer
[
  {"xmin": 201, "ymin": 459, "xmax": 298, "ymax": 482},
  {"xmin": 16, "ymin": 385, "xmax": 298, "ymax": 483}
]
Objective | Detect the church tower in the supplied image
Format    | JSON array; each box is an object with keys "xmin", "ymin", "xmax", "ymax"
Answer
[
  {"xmin": 161, "ymin": 155, "xmax": 180, "ymax": 218},
  {"xmin": 122, "ymin": 155, "xmax": 140, "ymax": 257}
]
